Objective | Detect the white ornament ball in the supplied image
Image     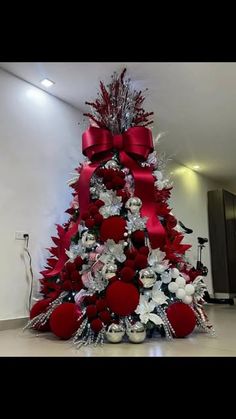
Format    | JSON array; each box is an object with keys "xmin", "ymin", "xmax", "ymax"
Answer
[
  {"xmin": 182, "ymin": 295, "xmax": 193, "ymax": 305},
  {"xmin": 171, "ymin": 268, "xmax": 180, "ymax": 279},
  {"xmin": 176, "ymin": 288, "xmax": 186, "ymax": 299},
  {"xmin": 175, "ymin": 276, "xmax": 186, "ymax": 288},
  {"xmin": 185, "ymin": 284, "xmax": 195, "ymax": 296},
  {"xmin": 168, "ymin": 281, "xmax": 178, "ymax": 293}
]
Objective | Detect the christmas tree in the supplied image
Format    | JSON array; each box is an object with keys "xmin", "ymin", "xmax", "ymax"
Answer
[{"xmin": 25, "ymin": 69, "xmax": 214, "ymax": 346}]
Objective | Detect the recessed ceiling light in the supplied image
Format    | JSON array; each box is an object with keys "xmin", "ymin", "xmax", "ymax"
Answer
[
  {"xmin": 40, "ymin": 78, "xmax": 55, "ymax": 88},
  {"xmin": 193, "ymin": 165, "xmax": 200, "ymax": 170}
]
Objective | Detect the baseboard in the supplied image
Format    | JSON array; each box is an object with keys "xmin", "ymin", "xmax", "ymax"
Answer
[{"xmin": 0, "ymin": 317, "xmax": 29, "ymax": 331}]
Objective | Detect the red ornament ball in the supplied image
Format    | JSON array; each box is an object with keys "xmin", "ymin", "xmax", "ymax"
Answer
[
  {"xmin": 99, "ymin": 310, "xmax": 112, "ymax": 324},
  {"xmin": 112, "ymin": 176, "xmax": 126, "ymax": 189},
  {"xmin": 62, "ymin": 280, "xmax": 73, "ymax": 291},
  {"xmin": 131, "ymin": 230, "xmax": 145, "ymax": 245},
  {"xmin": 96, "ymin": 299, "xmax": 107, "ymax": 313},
  {"xmin": 90, "ymin": 318, "xmax": 103, "ymax": 333},
  {"xmin": 134, "ymin": 254, "xmax": 148, "ymax": 269},
  {"xmin": 85, "ymin": 218, "xmax": 95, "ymax": 229},
  {"xmin": 120, "ymin": 267, "xmax": 135, "ymax": 282},
  {"xmin": 106, "ymin": 281, "xmax": 139, "ymax": 316},
  {"xmin": 94, "ymin": 213, "xmax": 104, "ymax": 225},
  {"xmin": 70, "ymin": 270, "xmax": 81, "ymax": 282},
  {"xmin": 74, "ymin": 256, "xmax": 83, "ymax": 269},
  {"xmin": 100, "ymin": 216, "xmax": 126, "ymax": 243},
  {"xmin": 139, "ymin": 246, "xmax": 149, "ymax": 256},
  {"xmin": 166, "ymin": 302, "xmax": 196, "ymax": 338},
  {"xmin": 89, "ymin": 204, "xmax": 99, "ymax": 216},
  {"xmin": 86, "ymin": 305, "xmax": 97, "ymax": 320},
  {"xmin": 84, "ymin": 295, "xmax": 97, "ymax": 305},
  {"xmin": 65, "ymin": 261, "xmax": 76, "ymax": 274},
  {"xmin": 30, "ymin": 298, "xmax": 52, "ymax": 332},
  {"xmin": 124, "ymin": 259, "xmax": 135, "ymax": 269},
  {"xmin": 50, "ymin": 303, "xmax": 79, "ymax": 340},
  {"xmin": 125, "ymin": 249, "xmax": 138, "ymax": 260}
]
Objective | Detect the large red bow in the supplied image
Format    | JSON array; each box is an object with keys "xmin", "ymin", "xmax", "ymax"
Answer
[{"xmin": 45, "ymin": 126, "xmax": 166, "ymax": 278}]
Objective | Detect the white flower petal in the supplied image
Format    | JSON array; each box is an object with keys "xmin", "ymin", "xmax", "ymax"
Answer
[{"xmin": 149, "ymin": 313, "xmax": 163, "ymax": 325}]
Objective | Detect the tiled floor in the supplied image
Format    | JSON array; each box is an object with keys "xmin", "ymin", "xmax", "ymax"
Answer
[{"xmin": 1, "ymin": 304, "xmax": 236, "ymax": 356}]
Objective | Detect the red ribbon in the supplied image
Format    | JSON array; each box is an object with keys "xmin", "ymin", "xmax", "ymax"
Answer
[{"xmin": 45, "ymin": 126, "xmax": 166, "ymax": 278}]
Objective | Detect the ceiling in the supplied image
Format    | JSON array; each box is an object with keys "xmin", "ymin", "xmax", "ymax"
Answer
[{"xmin": 1, "ymin": 62, "xmax": 236, "ymax": 186}]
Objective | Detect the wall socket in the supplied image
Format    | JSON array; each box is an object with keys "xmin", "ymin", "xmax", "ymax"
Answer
[{"xmin": 15, "ymin": 231, "xmax": 29, "ymax": 240}]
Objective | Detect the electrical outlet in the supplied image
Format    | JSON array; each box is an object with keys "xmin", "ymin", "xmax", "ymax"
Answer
[{"xmin": 15, "ymin": 231, "xmax": 28, "ymax": 240}]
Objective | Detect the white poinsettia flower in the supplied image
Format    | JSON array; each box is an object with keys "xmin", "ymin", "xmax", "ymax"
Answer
[
  {"xmin": 99, "ymin": 239, "xmax": 126, "ymax": 263},
  {"xmin": 99, "ymin": 190, "xmax": 123, "ymax": 218},
  {"xmin": 148, "ymin": 248, "xmax": 166, "ymax": 264},
  {"xmin": 135, "ymin": 294, "xmax": 163, "ymax": 325},
  {"xmin": 152, "ymin": 282, "xmax": 169, "ymax": 306},
  {"xmin": 148, "ymin": 249, "xmax": 169, "ymax": 274}
]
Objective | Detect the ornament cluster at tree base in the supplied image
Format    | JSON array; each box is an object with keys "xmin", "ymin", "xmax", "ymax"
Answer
[{"xmin": 25, "ymin": 68, "xmax": 215, "ymax": 348}]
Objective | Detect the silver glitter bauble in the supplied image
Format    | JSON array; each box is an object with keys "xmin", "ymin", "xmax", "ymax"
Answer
[
  {"xmin": 81, "ymin": 232, "xmax": 96, "ymax": 249},
  {"xmin": 139, "ymin": 268, "xmax": 157, "ymax": 288},
  {"xmin": 105, "ymin": 323, "xmax": 125, "ymax": 343},
  {"xmin": 102, "ymin": 262, "xmax": 118, "ymax": 280},
  {"xmin": 126, "ymin": 322, "xmax": 146, "ymax": 343},
  {"xmin": 125, "ymin": 197, "xmax": 142, "ymax": 214},
  {"xmin": 104, "ymin": 160, "xmax": 120, "ymax": 170}
]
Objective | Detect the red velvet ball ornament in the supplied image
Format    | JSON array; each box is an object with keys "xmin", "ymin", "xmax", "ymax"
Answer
[
  {"xmin": 94, "ymin": 213, "xmax": 104, "ymax": 225},
  {"xmin": 86, "ymin": 305, "xmax": 97, "ymax": 320},
  {"xmin": 120, "ymin": 267, "xmax": 135, "ymax": 282},
  {"xmin": 84, "ymin": 295, "xmax": 97, "ymax": 305},
  {"xmin": 81, "ymin": 211, "xmax": 90, "ymax": 220},
  {"xmin": 96, "ymin": 299, "xmax": 107, "ymax": 313},
  {"xmin": 134, "ymin": 254, "xmax": 148, "ymax": 269},
  {"xmin": 99, "ymin": 310, "xmax": 112, "ymax": 324},
  {"xmin": 89, "ymin": 205, "xmax": 99, "ymax": 216},
  {"xmin": 74, "ymin": 256, "xmax": 83, "ymax": 269},
  {"xmin": 62, "ymin": 280, "xmax": 73, "ymax": 291},
  {"xmin": 112, "ymin": 176, "xmax": 126, "ymax": 189},
  {"xmin": 166, "ymin": 302, "xmax": 196, "ymax": 338},
  {"xmin": 30, "ymin": 298, "xmax": 52, "ymax": 332},
  {"xmin": 106, "ymin": 281, "xmax": 139, "ymax": 316},
  {"xmin": 139, "ymin": 246, "xmax": 149, "ymax": 256},
  {"xmin": 85, "ymin": 218, "xmax": 95, "ymax": 229},
  {"xmin": 95, "ymin": 199, "xmax": 104, "ymax": 208},
  {"xmin": 100, "ymin": 216, "xmax": 126, "ymax": 243},
  {"xmin": 131, "ymin": 230, "xmax": 145, "ymax": 245},
  {"xmin": 66, "ymin": 261, "xmax": 76, "ymax": 274},
  {"xmin": 90, "ymin": 318, "xmax": 103, "ymax": 333},
  {"xmin": 70, "ymin": 270, "xmax": 81, "ymax": 282},
  {"xmin": 103, "ymin": 169, "xmax": 114, "ymax": 181},
  {"xmin": 50, "ymin": 303, "xmax": 79, "ymax": 340},
  {"xmin": 124, "ymin": 259, "xmax": 135, "ymax": 269},
  {"xmin": 105, "ymin": 181, "xmax": 113, "ymax": 190},
  {"xmin": 125, "ymin": 249, "xmax": 138, "ymax": 260}
]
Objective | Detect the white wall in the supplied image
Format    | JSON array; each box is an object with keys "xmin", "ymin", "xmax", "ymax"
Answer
[
  {"xmin": 0, "ymin": 69, "xmax": 83, "ymax": 320},
  {"xmin": 165, "ymin": 161, "xmax": 224, "ymax": 295}
]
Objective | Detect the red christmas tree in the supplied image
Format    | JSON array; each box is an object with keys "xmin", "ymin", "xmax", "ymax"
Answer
[{"xmin": 25, "ymin": 69, "xmax": 214, "ymax": 345}]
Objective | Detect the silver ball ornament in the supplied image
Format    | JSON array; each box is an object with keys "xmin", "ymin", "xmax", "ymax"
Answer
[
  {"xmin": 139, "ymin": 268, "xmax": 157, "ymax": 288},
  {"xmin": 105, "ymin": 323, "xmax": 125, "ymax": 343},
  {"xmin": 126, "ymin": 322, "xmax": 146, "ymax": 343}
]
